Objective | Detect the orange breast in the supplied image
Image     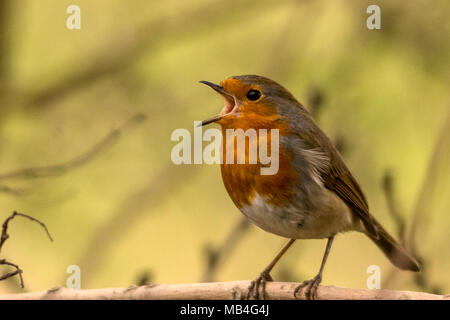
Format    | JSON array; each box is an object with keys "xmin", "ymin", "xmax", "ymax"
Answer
[{"xmin": 219, "ymin": 103, "xmax": 299, "ymax": 208}]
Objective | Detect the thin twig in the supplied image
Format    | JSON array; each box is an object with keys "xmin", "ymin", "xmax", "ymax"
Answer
[
  {"xmin": 0, "ymin": 212, "xmax": 53, "ymax": 249},
  {"xmin": 306, "ymin": 85, "xmax": 326, "ymax": 119},
  {"xmin": 0, "ymin": 0, "xmax": 11, "ymax": 79},
  {"xmin": 381, "ymin": 170, "xmax": 409, "ymax": 289},
  {"xmin": 0, "ymin": 113, "xmax": 146, "ymax": 182},
  {"xmin": 380, "ymin": 110, "xmax": 449, "ymax": 294},
  {"xmin": 0, "ymin": 185, "xmax": 25, "ymax": 196},
  {"xmin": 407, "ymin": 111, "xmax": 450, "ymax": 294},
  {"xmin": 408, "ymin": 111, "xmax": 450, "ymax": 255},
  {"xmin": 0, "ymin": 211, "xmax": 53, "ymax": 287},
  {"xmin": 381, "ymin": 170, "xmax": 406, "ymax": 244},
  {"xmin": 76, "ymin": 162, "xmax": 199, "ymax": 282},
  {"xmin": 23, "ymin": 0, "xmax": 265, "ymax": 110},
  {"xmin": 0, "ymin": 259, "xmax": 23, "ymax": 288},
  {"xmin": 202, "ymin": 218, "xmax": 251, "ymax": 282}
]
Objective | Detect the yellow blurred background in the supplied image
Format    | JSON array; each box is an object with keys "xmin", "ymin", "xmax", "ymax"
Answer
[{"xmin": 0, "ymin": 0, "xmax": 449, "ymax": 295}]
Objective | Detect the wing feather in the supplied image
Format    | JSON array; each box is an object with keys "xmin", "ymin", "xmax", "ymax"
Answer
[{"xmin": 293, "ymin": 124, "xmax": 379, "ymax": 238}]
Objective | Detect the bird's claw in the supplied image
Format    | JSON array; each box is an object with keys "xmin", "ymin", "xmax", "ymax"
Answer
[
  {"xmin": 293, "ymin": 274, "xmax": 322, "ymax": 300},
  {"xmin": 247, "ymin": 271, "xmax": 273, "ymax": 300}
]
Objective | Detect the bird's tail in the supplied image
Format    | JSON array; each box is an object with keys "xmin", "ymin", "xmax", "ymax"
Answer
[{"xmin": 366, "ymin": 218, "xmax": 420, "ymax": 272}]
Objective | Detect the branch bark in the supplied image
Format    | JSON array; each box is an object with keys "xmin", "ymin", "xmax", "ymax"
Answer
[{"xmin": 0, "ymin": 281, "xmax": 447, "ymax": 300}]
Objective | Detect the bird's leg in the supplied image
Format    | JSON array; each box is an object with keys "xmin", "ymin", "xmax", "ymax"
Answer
[
  {"xmin": 247, "ymin": 239, "xmax": 295, "ymax": 300},
  {"xmin": 294, "ymin": 236, "xmax": 334, "ymax": 300}
]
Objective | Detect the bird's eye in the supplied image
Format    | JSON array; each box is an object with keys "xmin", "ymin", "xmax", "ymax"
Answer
[{"xmin": 246, "ymin": 89, "xmax": 261, "ymax": 101}]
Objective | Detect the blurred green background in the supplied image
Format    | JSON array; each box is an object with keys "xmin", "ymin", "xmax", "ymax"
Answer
[{"xmin": 0, "ymin": 0, "xmax": 449, "ymax": 295}]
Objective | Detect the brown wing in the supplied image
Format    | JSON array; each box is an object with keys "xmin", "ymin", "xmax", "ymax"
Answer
[
  {"xmin": 288, "ymin": 105, "xmax": 379, "ymax": 238},
  {"xmin": 322, "ymin": 162, "xmax": 379, "ymax": 238}
]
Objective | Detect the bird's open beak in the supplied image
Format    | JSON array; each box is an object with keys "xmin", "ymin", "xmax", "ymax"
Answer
[{"xmin": 199, "ymin": 81, "xmax": 236, "ymax": 126}]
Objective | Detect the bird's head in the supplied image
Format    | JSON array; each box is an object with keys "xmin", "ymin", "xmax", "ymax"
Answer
[{"xmin": 200, "ymin": 75, "xmax": 299, "ymax": 129}]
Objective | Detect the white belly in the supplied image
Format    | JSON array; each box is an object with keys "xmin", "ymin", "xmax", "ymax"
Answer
[{"xmin": 240, "ymin": 190, "xmax": 356, "ymax": 239}]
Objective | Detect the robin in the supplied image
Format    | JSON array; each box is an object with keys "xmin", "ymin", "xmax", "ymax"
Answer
[{"xmin": 199, "ymin": 75, "xmax": 420, "ymax": 300}]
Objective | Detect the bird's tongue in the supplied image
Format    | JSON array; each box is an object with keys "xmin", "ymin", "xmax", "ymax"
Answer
[{"xmin": 220, "ymin": 96, "xmax": 235, "ymax": 115}]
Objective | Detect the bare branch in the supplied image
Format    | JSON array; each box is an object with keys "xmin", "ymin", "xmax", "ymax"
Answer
[
  {"xmin": 0, "ymin": 0, "xmax": 11, "ymax": 79},
  {"xmin": 0, "ymin": 211, "xmax": 53, "ymax": 287},
  {"xmin": 0, "ymin": 211, "xmax": 53, "ymax": 252},
  {"xmin": 76, "ymin": 163, "xmax": 198, "ymax": 282},
  {"xmin": 202, "ymin": 218, "xmax": 251, "ymax": 282},
  {"xmin": 409, "ymin": 111, "xmax": 450, "ymax": 254},
  {"xmin": 380, "ymin": 112, "xmax": 450, "ymax": 293},
  {"xmin": 0, "ymin": 113, "xmax": 146, "ymax": 182},
  {"xmin": 23, "ymin": 0, "xmax": 265, "ymax": 110},
  {"xmin": 381, "ymin": 170, "xmax": 406, "ymax": 244},
  {"xmin": 0, "ymin": 281, "xmax": 446, "ymax": 300},
  {"xmin": 0, "ymin": 185, "xmax": 25, "ymax": 196},
  {"xmin": 0, "ymin": 259, "xmax": 23, "ymax": 288}
]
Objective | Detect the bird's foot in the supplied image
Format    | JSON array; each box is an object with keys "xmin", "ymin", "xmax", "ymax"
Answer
[
  {"xmin": 293, "ymin": 274, "xmax": 322, "ymax": 300},
  {"xmin": 247, "ymin": 270, "xmax": 273, "ymax": 300}
]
